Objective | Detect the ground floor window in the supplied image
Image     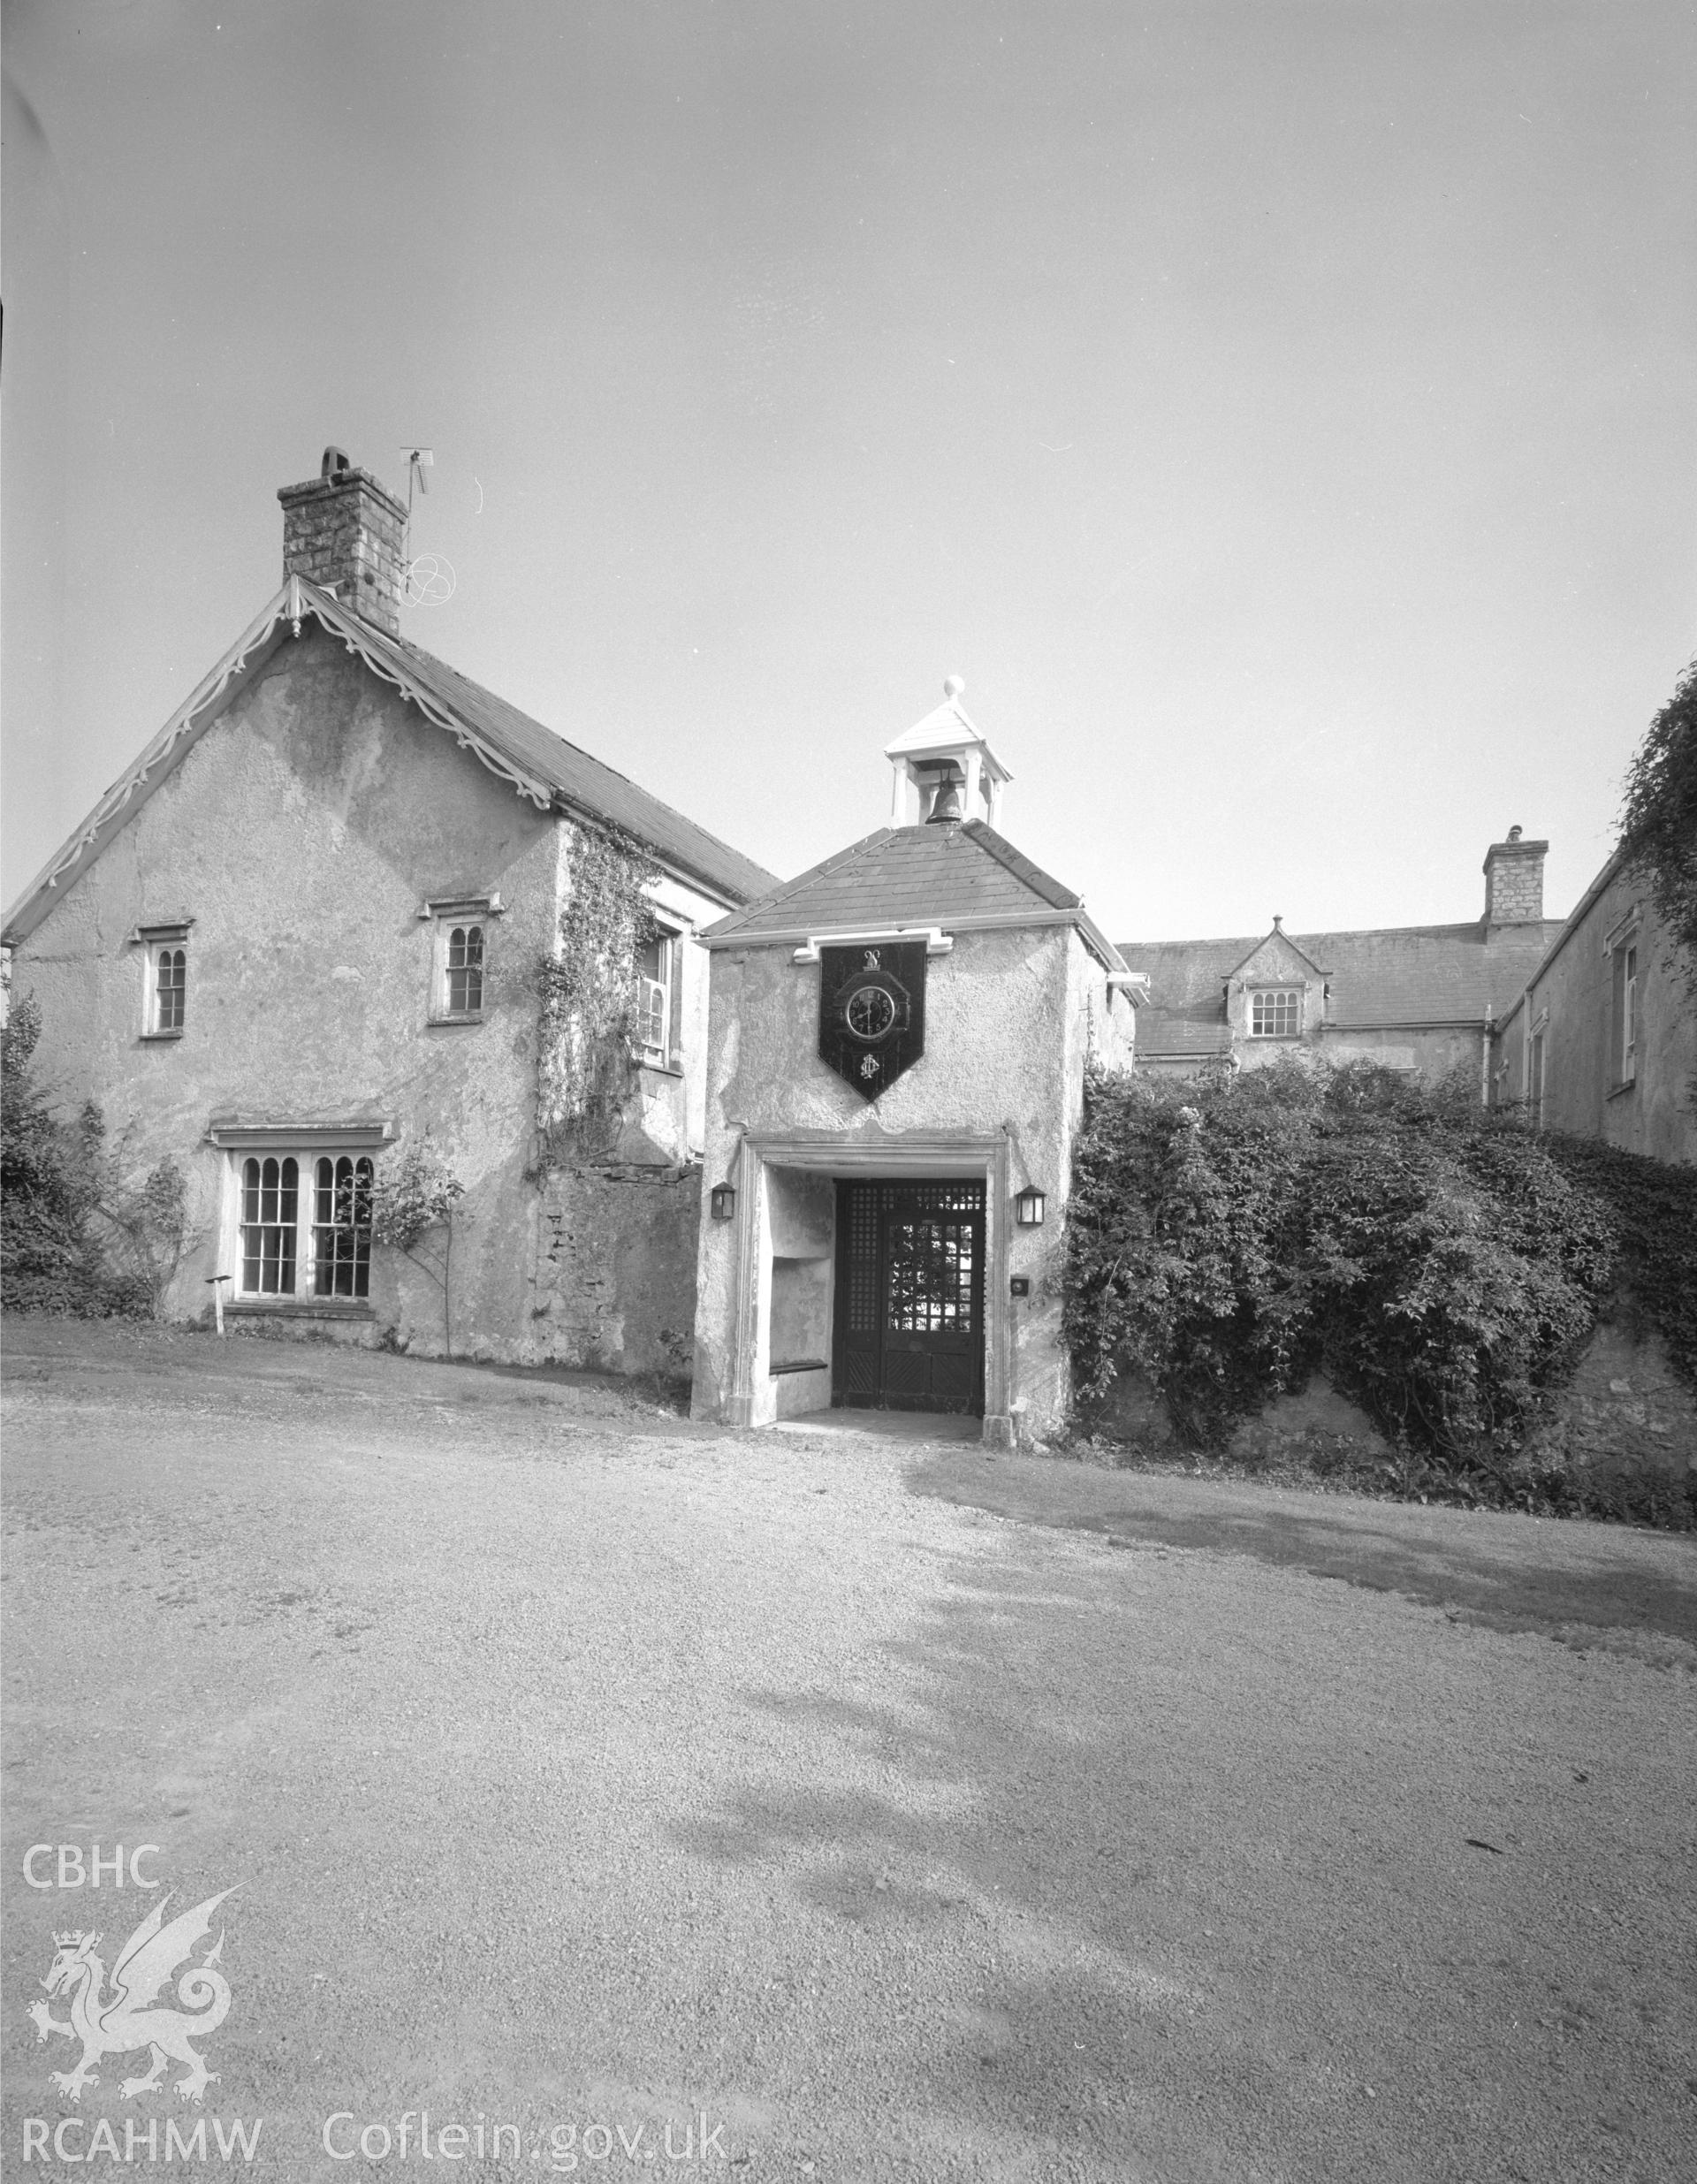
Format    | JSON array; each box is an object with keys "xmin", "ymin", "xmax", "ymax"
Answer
[{"xmin": 238, "ymin": 1152, "xmax": 374, "ymax": 1298}]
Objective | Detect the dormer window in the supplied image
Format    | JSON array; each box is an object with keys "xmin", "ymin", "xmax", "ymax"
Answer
[{"xmin": 1250, "ymin": 989, "xmax": 1301, "ymax": 1038}]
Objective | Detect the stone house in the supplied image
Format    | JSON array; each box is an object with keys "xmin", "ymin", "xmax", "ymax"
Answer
[
  {"xmin": 0, "ymin": 450, "xmax": 776, "ymax": 1369},
  {"xmin": 687, "ymin": 684, "xmax": 1142, "ymax": 1445},
  {"xmin": 1491, "ymin": 848, "xmax": 1696, "ymax": 1166},
  {"xmin": 1118, "ymin": 829, "xmax": 1566, "ymax": 1091}
]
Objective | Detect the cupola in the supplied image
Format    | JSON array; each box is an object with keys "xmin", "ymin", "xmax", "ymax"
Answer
[{"xmin": 884, "ymin": 676, "xmax": 1013, "ymax": 829}]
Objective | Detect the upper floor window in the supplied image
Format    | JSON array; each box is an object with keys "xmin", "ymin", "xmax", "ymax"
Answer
[
  {"xmin": 1250, "ymin": 989, "xmax": 1301, "ymax": 1038},
  {"xmin": 635, "ymin": 927, "xmax": 681, "ymax": 1067},
  {"xmin": 422, "ymin": 894, "xmax": 502, "ymax": 1024},
  {"xmin": 135, "ymin": 921, "xmax": 191, "ymax": 1039},
  {"xmin": 445, "ymin": 922, "xmax": 485, "ymax": 1016}
]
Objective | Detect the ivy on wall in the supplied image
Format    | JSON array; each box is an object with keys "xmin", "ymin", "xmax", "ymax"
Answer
[
  {"xmin": 535, "ymin": 822, "xmax": 659, "ymax": 1166},
  {"xmin": 1062, "ymin": 1059, "xmax": 1695, "ymax": 1487},
  {"xmin": 1619, "ymin": 657, "xmax": 1697, "ymax": 992}
]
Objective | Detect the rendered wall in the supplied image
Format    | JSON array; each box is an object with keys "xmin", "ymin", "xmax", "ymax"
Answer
[
  {"xmin": 1495, "ymin": 867, "xmax": 1694, "ymax": 1166},
  {"xmin": 8, "ymin": 628, "xmax": 721, "ymax": 1367},
  {"xmin": 691, "ymin": 921, "xmax": 1134, "ymax": 1440}
]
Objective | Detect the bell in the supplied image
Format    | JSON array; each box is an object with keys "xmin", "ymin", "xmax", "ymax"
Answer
[{"xmin": 926, "ymin": 768, "xmax": 963, "ymax": 824}]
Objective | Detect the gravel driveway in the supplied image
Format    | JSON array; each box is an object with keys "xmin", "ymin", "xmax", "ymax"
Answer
[{"xmin": 4, "ymin": 1320, "xmax": 1693, "ymax": 2183}]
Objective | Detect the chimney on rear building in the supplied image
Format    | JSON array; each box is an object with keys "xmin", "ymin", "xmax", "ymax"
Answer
[
  {"xmin": 1481, "ymin": 825, "xmax": 1548, "ymax": 928},
  {"xmin": 278, "ymin": 446, "xmax": 407, "ymax": 636}
]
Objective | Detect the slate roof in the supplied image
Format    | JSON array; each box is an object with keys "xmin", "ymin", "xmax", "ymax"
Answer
[
  {"xmin": 3, "ymin": 579, "xmax": 777, "ymax": 944},
  {"xmin": 703, "ymin": 818, "xmax": 1124, "ymax": 966},
  {"xmin": 384, "ymin": 634, "xmax": 777, "ymax": 904},
  {"xmin": 1118, "ymin": 919, "xmax": 1569, "ymax": 1057}
]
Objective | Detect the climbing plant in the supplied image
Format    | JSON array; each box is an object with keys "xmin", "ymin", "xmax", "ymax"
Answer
[
  {"xmin": 535, "ymin": 821, "xmax": 659, "ymax": 1164},
  {"xmin": 371, "ymin": 1139, "xmax": 466, "ymax": 1358},
  {"xmin": 1618, "ymin": 657, "xmax": 1697, "ymax": 991}
]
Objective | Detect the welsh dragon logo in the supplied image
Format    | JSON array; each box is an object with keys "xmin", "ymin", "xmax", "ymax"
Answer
[{"xmin": 28, "ymin": 1889, "xmax": 237, "ymax": 2105}]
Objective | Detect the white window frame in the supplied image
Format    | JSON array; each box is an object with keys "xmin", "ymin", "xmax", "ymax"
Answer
[
  {"xmin": 421, "ymin": 894, "xmax": 502, "ymax": 1024},
  {"xmin": 133, "ymin": 921, "xmax": 192, "ymax": 1040},
  {"xmin": 209, "ymin": 1124, "xmax": 391, "ymax": 1307},
  {"xmin": 1526, "ymin": 1010, "xmax": 1549, "ymax": 1127},
  {"xmin": 634, "ymin": 923, "xmax": 683, "ymax": 1069},
  {"xmin": 1249, "ymin": 988, "xmax": 1302, "ymax": 1039},
  {"xmin": 1606, "ymin": 914, "xmax": 1640, "ymax": 1091}
]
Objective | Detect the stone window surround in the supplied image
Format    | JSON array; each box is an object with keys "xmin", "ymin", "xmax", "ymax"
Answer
[
  {"xmin": 206, "ymin": 1120, "xmax": 392, "ymax": 1317},
  {"xmin": 716, "ymin": 1128, "xmax": 1016, "ymax": 1446},
  {"xmin": 420, "ymin": 894, "xmax": 504, "ymax": 1025},
  {"xmin": 131, "ymin": 920, "xmax": 193, "ymax": 1042}
]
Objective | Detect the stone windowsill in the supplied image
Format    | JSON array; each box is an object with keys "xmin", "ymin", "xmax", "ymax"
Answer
[
  {"xmin": 1608, "ymin": 1078, "xmax": 1639, "ymax": 1100},
  {"xmin": 770, "ymin": 1358, "xmax": 828, "ymax": 1377},
  {"xmin": 634, "ymin": 1056, "xmax": 685, "ymax": 1081},
  {"xmin": 427, "ymin": 1013, "xmax": 484, "ymax": 1029},
  {"xmin": 139, "ymin": 1030, "xmax": 185, "ymax": 1043},
  {"xmin": 224, "ymin": 1299, "xmax": 376, "ymax": 1321}
]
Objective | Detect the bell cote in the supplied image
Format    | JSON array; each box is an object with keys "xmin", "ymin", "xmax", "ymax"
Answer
[{"xmin": 884, "ymin": 676, "xmax": 1013, "ymax": 829}]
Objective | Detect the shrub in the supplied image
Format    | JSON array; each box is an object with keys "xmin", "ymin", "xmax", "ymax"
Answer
[
  {"xmin": 3, "ymin": 998, "xmax": 200, "ymax": 1318},
  {"xmin": 1062, "ymin": 1060, "xmax": 1676, "ymax": 1495},
  {"xmin": 1, "ymin": 998, "xmax": 107, "ymax": 1312}
]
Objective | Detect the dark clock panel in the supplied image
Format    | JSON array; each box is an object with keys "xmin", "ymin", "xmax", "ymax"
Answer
[{"xmin": 818, "ymin": 940, "xmax": 928, "ymax": 1102}]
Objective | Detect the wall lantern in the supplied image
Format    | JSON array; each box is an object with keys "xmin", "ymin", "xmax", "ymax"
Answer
[
  {"xmin": 1014, "ymin": 1184, "xmax": 1046, "ymax": 1228},
  {"xmin": 709, "ymin": 1183, "xmax": 736, "ymax": 1222}
]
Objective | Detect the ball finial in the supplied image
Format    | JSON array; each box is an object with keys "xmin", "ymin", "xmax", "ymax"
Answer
[{"xmin": 943, "ymin": 673, "xmax": 965, "ymax": 700}]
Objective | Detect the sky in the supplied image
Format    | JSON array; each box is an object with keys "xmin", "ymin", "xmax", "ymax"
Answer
[{"xmin": 4, "ymin": 0, "xmax": 1693, "ymax": 942}]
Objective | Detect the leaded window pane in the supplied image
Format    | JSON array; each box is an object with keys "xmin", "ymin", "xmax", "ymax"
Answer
[
  {"xmin": 312, "ymin": 1154, "xmax": 374, "ymax": 1297},
  {"xmin": 240, "ymin": 1155, "xmax": 298, "ymax": 1294},
  {"xmin": 446, "ymin": 925, "xmax": 484, "ymax": 1015},
  {"xmin": 155, "ymin": 947, "xmax": 186, "ymax": 1031}
]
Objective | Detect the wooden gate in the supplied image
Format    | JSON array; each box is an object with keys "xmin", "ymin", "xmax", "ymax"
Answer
[{"xmin": 832, "ymin": 1179, "xmax": 985, "ymax": 1414}]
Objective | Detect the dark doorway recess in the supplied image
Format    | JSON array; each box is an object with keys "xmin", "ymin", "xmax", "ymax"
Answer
[{"xmin": 832, "ymin": 1179, "xmax": 985, "ymax": 1414}]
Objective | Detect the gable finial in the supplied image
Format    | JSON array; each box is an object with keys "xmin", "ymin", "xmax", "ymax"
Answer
[
  {"xmin": 1273, "ymin": 914, "xmax": 1283, "ymax": 931},
  {"xmin": 943, "ymin": 673, "xmax": 965, "ymax": 700}
]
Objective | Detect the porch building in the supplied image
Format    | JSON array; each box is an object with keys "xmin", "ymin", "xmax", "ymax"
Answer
[{"xmin": 689, "ymin": 687, "xmax": 1141, "ymax": 1446}]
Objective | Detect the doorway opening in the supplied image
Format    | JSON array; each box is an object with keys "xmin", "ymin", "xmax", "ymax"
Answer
[{"xmin": 831, "ymin": 1178, "xmax": 985, "ymax": 1414}]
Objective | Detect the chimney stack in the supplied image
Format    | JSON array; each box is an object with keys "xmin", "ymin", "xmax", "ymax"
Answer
[
  {"xmin": 278, "ymin": 447, "xmax": 407, "ymax": 636},
  {"xmin": 1481, "ymin": 825, "xmax": 1548, "ymax": 927}
]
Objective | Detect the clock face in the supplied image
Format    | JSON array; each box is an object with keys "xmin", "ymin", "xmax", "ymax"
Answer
[
  {"xmin": 844, "ymin": 984, "xmax": 898, "ymax": 1041},
  {"xmin": 818, "ymin": 940, "xmax": 926, "ymax": 1101}
]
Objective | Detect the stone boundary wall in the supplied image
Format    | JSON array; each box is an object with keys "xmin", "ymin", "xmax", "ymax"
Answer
[
  {"xmin": 1527, "ymin": 1313, "xmax": 1697, "ymax": 1480},
  {"xmin": 1076, "ymin": 1318, "xmax": 1696, "ymax": 1499}
]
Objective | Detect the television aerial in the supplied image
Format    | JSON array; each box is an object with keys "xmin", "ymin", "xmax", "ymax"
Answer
[{"xmin": 400, "ymin": 446, "xmax": 455, "ymax": 605}]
